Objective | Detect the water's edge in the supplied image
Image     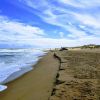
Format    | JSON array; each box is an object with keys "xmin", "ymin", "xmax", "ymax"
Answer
[
  {"xmin": 0, "ymin": 49, "xmax": 47, "ymax": 92},
  {"xmin": 0, "ymin": 57, "xmax": 42, "ymax": 92}
]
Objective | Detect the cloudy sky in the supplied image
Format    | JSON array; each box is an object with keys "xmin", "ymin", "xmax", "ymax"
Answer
[{"xmin": 0, "ymin": 0, "xmax": 100, "ymax": 48}]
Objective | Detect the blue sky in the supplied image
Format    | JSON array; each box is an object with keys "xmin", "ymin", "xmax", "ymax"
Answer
[{"xmin": 0, "ymin": 0, "xmax": 100, "ymax": 48}]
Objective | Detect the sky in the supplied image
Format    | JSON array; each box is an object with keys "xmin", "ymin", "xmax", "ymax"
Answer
[{"xmin": 0, "ymin": 0, "xmax": 100, "ymax": 48}]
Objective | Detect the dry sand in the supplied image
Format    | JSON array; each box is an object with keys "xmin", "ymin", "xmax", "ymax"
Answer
[
  {"xmin": 50, "ymin": 50, "xmax": 100, "ymax": 100},
  {"xmin": 0, "ymin": 52, "xmax": 59, "ymax": 100}
]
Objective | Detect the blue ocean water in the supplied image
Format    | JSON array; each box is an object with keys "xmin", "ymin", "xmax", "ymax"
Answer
[{"xmin": 0, "ymin": 49, "xmax": 46, "ymax": 91}]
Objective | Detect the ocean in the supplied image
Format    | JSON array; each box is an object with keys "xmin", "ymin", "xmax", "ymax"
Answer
[{"xmin": 0, "ymin": 49, "xmax": 46, "ymax": 92}]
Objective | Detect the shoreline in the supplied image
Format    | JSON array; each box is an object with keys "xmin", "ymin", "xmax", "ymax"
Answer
[
  {"xmin": 1, "ymin": 66, "xmax": 33, "ymax": 84},
  {"xmin": 0, "ymin": 52, "xmax": 59, "ymax": 100},
  {"xmin": 0, "ymin": 52, "xmax": 46, "ymax": 91},
  {"xmin": 0, "ymin": 49, "xmax": 99, "ymax": 100}
]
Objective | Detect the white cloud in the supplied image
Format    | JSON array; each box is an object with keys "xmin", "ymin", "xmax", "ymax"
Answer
[
  {"xmin": 22, "ymin": 0, "xmax": 48, "ymax": 11},
  {"xmin": 58, "ymin": 0, "xmax": 100, "ymax": 8},
  {"xmin": 0, "ymin": 17, "xmax": 45, "ymax": 36},
  {"xmin": 0, "ymin": 0, "xmax": 100, "ymax": 48},
  {"xmin": 66, "ymin": 26, "xmax": 88, "ymax": 38},
  {"xmin": 73, "ymin": 13, "xmax": 100, "ymax": 29},
  {"xmin": 27, "ymin": 36, "xmax": 100, "ymax": 48},
  {"xmin": 59, "ymin": 32, "xmax": 64, "ymax": 38},
  {"xmin": 0, "ymin": 16, "xmax": 45, "ymax": 42},
  {"xmin": 58, "ymin": 0, "xmax": 82, "ymax": 7},
  {"xmin": 38, "ymin": 1, "xmax": 100, "ymax": 39},
  {"xmin": 14, "ymin": 0, "xmax": 100, "ymax": 47},
  {"xmin": 40, "ymin": 10, "xmax": 90, "ymax": 39}
]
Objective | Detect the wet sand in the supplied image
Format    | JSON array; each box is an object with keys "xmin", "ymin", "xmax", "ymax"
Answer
[{"xmin": 0, "ymin": 52, "xmax": 59, "ymax": 100}]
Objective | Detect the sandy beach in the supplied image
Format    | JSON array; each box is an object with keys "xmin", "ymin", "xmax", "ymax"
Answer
[
  {"xmin": 50, "ymin": 49, "xmax": 100, "ymax": 100},
  {"xmin": 0, "ymin": 0, "xmax": 100, "ymax": 99},
  {"xmin": 0, "ymin": 52, "xmax": 59, "ymax": 100},
  {"xmin": 0, "ymin": 49, "xmax": 100, "ymax": 100}
]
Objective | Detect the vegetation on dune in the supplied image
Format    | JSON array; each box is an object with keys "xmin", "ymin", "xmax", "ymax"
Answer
[{"xmin": 81, "ymin": 44, "xmax": 100, "ymax": 49}]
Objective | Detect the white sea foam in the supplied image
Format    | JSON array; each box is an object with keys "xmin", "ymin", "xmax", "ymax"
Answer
[
  {"xmin": 0, "ymin": 85, "xmax": 7, "ymax": 92},
  {"xmin": 0, "ymin": 49, "xmax": 46, "ymax": 92}
]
